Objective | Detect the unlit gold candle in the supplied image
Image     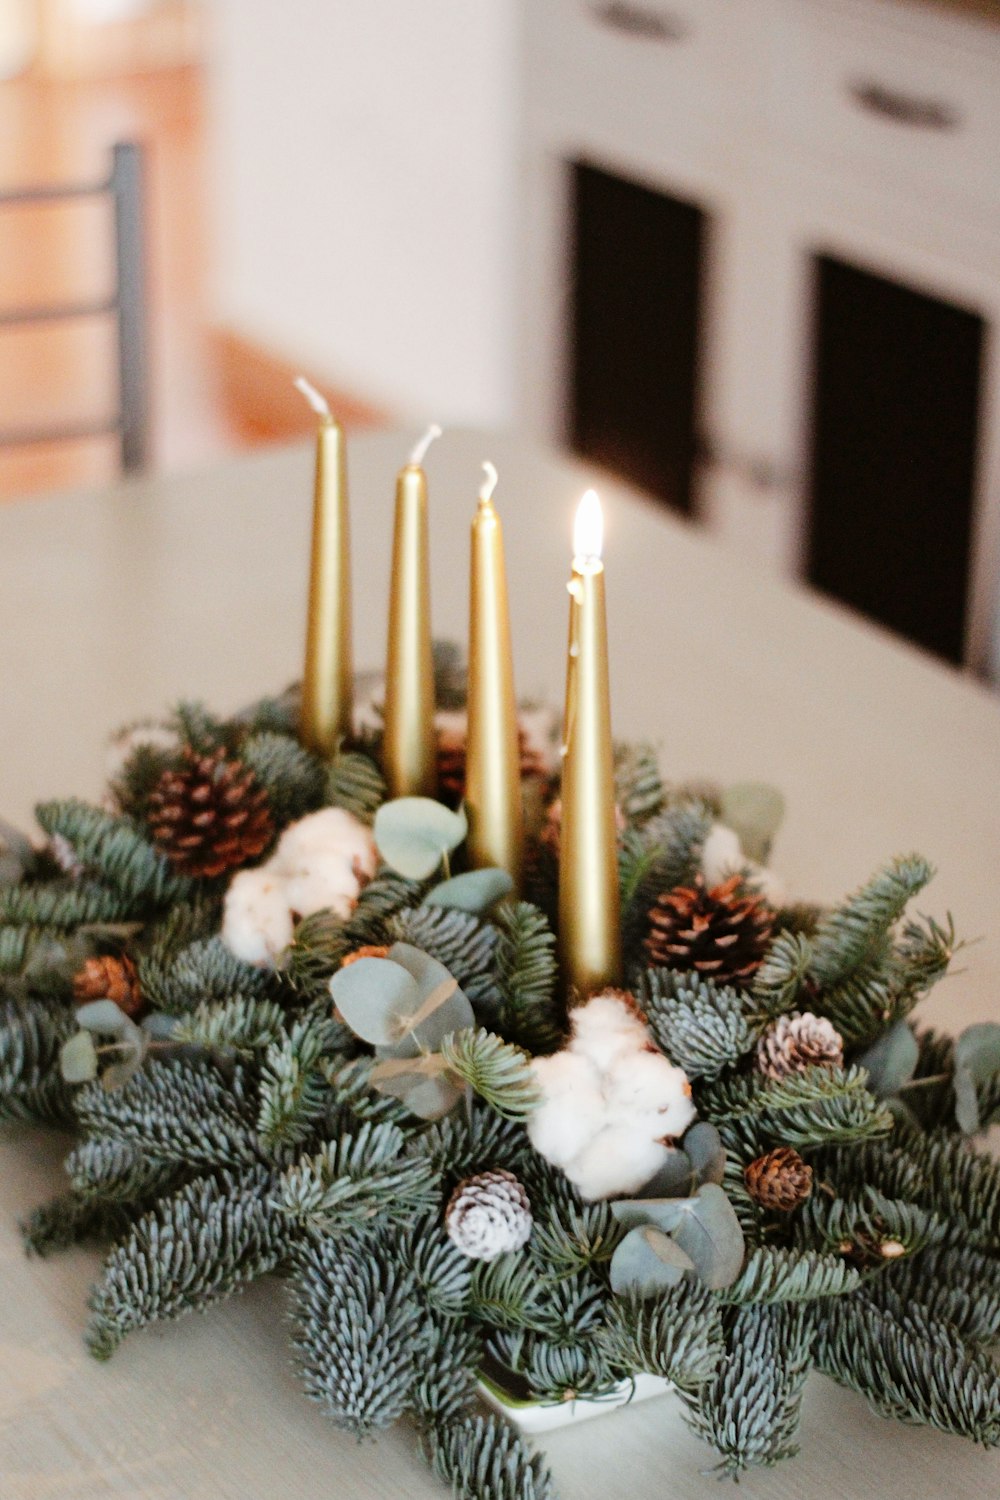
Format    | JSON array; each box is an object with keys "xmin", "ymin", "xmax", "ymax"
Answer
[
  {"xmin": 466, "ymin": 462, "xmax": 524, "ymax": 886},
  {"xmin": 559, "ymin": 489, "xmax": 622, "ymax": 998},
  {"xmin": 383, "ymin": 425, "xmax": 441, "ymax": 798},
  {"xmin": 296, "ymin": 377, "xmax": 352, "ymax": 757}
]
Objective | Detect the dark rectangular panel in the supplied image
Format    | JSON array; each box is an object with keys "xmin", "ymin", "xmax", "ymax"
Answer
[
  {"xmin": 806, "ymin": 255, "xmax": 983, "ymax": 664},
  {"xmin": 569, "ymin": 160, "xmax": 705, "ymax": 514}
]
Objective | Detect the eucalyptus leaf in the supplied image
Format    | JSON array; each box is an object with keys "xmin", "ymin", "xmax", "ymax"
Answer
[
  {"xmin": 667, "ymin": 1183, "xmax": 745, "ymax": 1290},
  {"xmin": 142, "ymin": 1012, "xmax": 182, "ymax": 1042},
  {"xmin": 423, "ymin": 868, "xmax": 514, "ymax": 913},
  {"xmin": 953, "ymin": 1022, "xmax": 1000, "ymax": 1135},
  {"xmin": 370, "ymin": 1054, "xmax": 464, "ymax": 1119},
  {"xmin": 720, "ymin": 783, "xmax": 785, "ymax": 865},
  {"xmin": 329, "ymin": 957, "xmax": 420, "ymax": 1046},
  {"xmin": 682, "ymin": 1121, "xmax": 727, "ymax": 1186},
  {"xmin": 609, "ymin": 1225, "xmax": 695, "ymax": 1296},
  {"xmin": 76, "ymin": 1000, "xmax": 131, "ymax": 1037},
  {"xmin": 379, "ymin": 942, "xmax": 475, "ymax": 1056},
  {"xmin": 609, "ymin": 1197, "xmax": 686, "ymax": 1234},
  {"xmin": 374, "ymin": 797, "xmax": 468, "ymax": 880},
  {"xmin": 60, "ymin": 1030, "xmax": 98, "ymax": 1083},
  {"xmin": 634, "ymin": 1148, "xmax": 694, "ymax": 1200},
  {"xmin": 857, "ymin": 1019, "xmax": 919, "ymax": 1099}
]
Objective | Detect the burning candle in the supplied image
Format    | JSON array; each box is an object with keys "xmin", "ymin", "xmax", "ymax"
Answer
[
  {"xmin": 559, "ymin": 489, "xmax": 622, "ymax": 997},
  {"xmin": 383, "ymin": 425, "xmax": 441, "ymax": 798},
  {"xmin": 296, "ymin": 378, "xmax": 352, "ymax": 757},
  {"xmin": 466, "ymin": 462, "xmax": 524, "ymax": 886}
]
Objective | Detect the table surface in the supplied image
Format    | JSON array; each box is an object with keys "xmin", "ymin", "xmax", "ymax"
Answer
[{"xmin": 1, "ymin": 430, "xmax": 999, "ymax": 1500}]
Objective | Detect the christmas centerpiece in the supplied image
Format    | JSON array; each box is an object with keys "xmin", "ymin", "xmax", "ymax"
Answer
[{"xmin": 2, "ymin": 401, "xmax": 999, "ymax": 1500}]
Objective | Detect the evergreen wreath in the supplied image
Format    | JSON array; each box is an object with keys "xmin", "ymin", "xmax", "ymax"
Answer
[{"xmin": 2, "ymin": 657, "xmax": 1000, "ymax": 1499}]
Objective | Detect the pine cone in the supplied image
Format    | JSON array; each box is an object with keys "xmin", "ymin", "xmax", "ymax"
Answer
[
  {"xmin": 147, "ymin": 748, "xmax": 273, "ymax": 879},
  {"xmin": 756, "ymin": 1011, "xmax": 844, "ymax": 1079},
  {"xmin": 645, "ymin": 873, "xmax": 774, "ymax": 985},
  {"xmin": 73, "ymin": 954, "xmax": 142, "ymax": 1017},
  {"xmin": 435, "ymin": 715, "xmax": 550, "ymax": 804},
  {"xmin": 445, "ymin": 1169, "xmax": 532, "ymax": 1261},
  {"xmin": 744, "ymin": 1146, "xmax": 813, "ymax": 1212}
]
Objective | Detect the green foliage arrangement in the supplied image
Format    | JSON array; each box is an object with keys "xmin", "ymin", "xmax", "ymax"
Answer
[{"xmin": 2, "ymin": 671, "xmax": 999, "ymax": 1499}]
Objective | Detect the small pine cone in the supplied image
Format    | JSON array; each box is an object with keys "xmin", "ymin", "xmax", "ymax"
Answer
[
  {"xmin": 756, "ymin": 1011, "xmax": 844, "ymax": 1080},
  {"xmin": 445, "ymin": 1169, "xmax": 532, "ymax": 1261},
  {"xmin": 340, "ymin": 944, "xmax": 391, "ymax": 967},
  {"xmin": 147, "ymin": 748, "xmax": 274, "ymax": 879},
  {"xmin": 744, "ymin": 1146, "xmax": 813, "ymax": 1212},
  {"xmin": 73, "ymin": 954, "xmax": 142, "ymax": 1018},
  {"xmin": 645, "ymin": 873, "xmax": 774, "ymax": 986}
]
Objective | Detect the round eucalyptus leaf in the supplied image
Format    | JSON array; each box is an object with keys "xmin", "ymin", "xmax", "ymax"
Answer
[
  {"xmin": 142, "ymin": 1012, "xmax": 182, "ymax": 1042},
  {"xmin": 383, "ymin": 942, "xmax": 475, "ymax": 1053},
  {"xmin": 857, "ymin": 1019, "xmax": 919, "ymax": 1099},
  {"xmin": 682, "ymin": 1121, "xmax": 727, "ymax": 1186},
  {"xmin": 76, "ymin": 1000, "xmax": 131, "ymax": 1037},
  {"xmin": 329, "ymin": 957, "xmax": 420, "ymax": 1046},
  {"xmin": 374, "ymin": 797, "xmax": 468, "ymax": 879},
  {"xmin": 632, "ymin": 1149, "xmax": 695, "ymax": 1201},
  {"xmin": 611, "ymin": 1196, "xmax": 686, "ymax": 1234},
  {"xmin": 423, "ymin": 868, "xmax": 514, "ymax": 913},
  {"xmin": 60, "ymin": 1030, "xmax": 98, "ymax": 1084},
  {"xmin": 720, "ymin": 783, "xmax": 786, "ymax": 865},
  {"xmin": 610, "ymin": 1225, "xmax": 695, "ymax": 1297},
  {"xmin": 668, "ymin": 1183, "xmax": 745, "ymax": 1290},
  {"xmin": 370, "ymin": 1054, "xmax": 464, "ymax": 1120}
]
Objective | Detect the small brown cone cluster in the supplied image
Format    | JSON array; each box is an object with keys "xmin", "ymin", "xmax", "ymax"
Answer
[
  {"xmin": 73, "ymin": 954, "xmax": 142, "ymax": 1018},
  {"xmin": 148, "ymin": 748, "xmax": 273, "ymax": 879},
  {"xmin": 756, "ymin": 1011, "xmax": 844, "ymax": 1080},
  {"xmin": 645, "ymin": 873, "xmax": 774, "ymax": 985},
  {"xmin": 436, "ymin": 720, "xmax": 549, "ymax": 803},
  {"xmin": 445, "ymin": 1169, "xmax": 532, "ymax": 1261},
  {"xmin": 745, "ymin": 1146, "xmax": 813, "ymax": 1212}
]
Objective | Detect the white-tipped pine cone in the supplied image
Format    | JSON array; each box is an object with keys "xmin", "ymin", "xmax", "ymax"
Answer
[
  {"xmin": 756, "ymin": 1011, "xmax": 844, "ymax": 1079},
  {"xmin": 444, "ymin": 1169, "xmax": 532, "ymax": 1261}
]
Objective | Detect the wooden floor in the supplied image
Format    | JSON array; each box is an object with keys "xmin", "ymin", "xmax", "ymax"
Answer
[{"xmin": 0, "ymin": 64, "xmax": 384, "ymax": 501}]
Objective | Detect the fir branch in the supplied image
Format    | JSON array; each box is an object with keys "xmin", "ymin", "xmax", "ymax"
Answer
[
  {"xmin": 702, "ymin": 1065, "xmax": 894, "ymax": 1148},
  {"xmin": 414, "ymin": 1103, "xmax": 529, "ymax": 1183},
  {"xmin": 809, "ymin": 854, "xmax": 933, "ymax": 986},
  {"xmin": 392, "ymin": 905, "xmax": 498, "ymax": 996},
  {"xmin": 871, "ymin": 1243, "xmax": 1000, "ymax": 1345},
  {"xmin": 718, "ymin": 1247, "xmax": 862, "ymax": 1305},
  {"xmin": 620, "ymin": 800, "xmax": 713, "ymax": 965},
  {"xmin": 489, "ymin": 1330, "xmax": 615, "ymax": 1402},
  {"xmin": 797, "ymin": 1186, "xmax": 945, "ymax": 1264},
  {"xmin": 614, "ymin": 741, "xmax": 666, "ymax": 824},
  {"xmin": 904, "ymin": 1131, "xmax": 1000, "ymax": 1253},
  {"xmin": 811, "ymin": 958, "xmax": 897, "ymax": 1049},
  {"xmin": 491, "ymin": 901, "xmax": 563, "ymax": 1054},
  {"xmin": 65, "ymin": 1136, "xmax": 189, "ymax": 1203},
  {"xmin": 0, "ymin": 879, "xmax": 130, "ymax": 929},
  {"xmin": 289, "ymin": 1230, "xmax": 425, "ymax": 1436},
  {"xmin": 240, "ymin": 731, "xmax": 327, "ymax": 824},
  {"xmin": 409, "ymin": 1320, "xmax": 481, "ymax": 1430},
  {"xmin": 326, "ymin": 750, "xmax": 387, "ymax": 824},
  {"xmin": 397, "ymin": 1215, "xmax": 474, "ymax": 1318},
  {"xmin": 438, "ymin": 1028, "xmax": 539, "ymax": 1119},
  {"xmin": 85, "ymin": 1167, "xmax": 286, "ymax": 1359},
  {"xmin": 815, "ymin": 1291, "xmax": 1000, "ymax": 1446},
  {"xmin": 257, "ymin": 1013, "xmax": 341, "ymax": 1153},
  {"xmin": 286, "ymin": 868, "xmax": 423, "ymax": 994},
  {"xmin": 139, "ymin": 932, "xmax": 270, "ymax": 1016},
  {"xmin": 468, "ymin": 1253, "xmax": 564, "ymax": 1337},
  {"xmin": 597, "ymin": 1283, "xmax": 724, "ymax": 1390},
  {"xmin": 21, "ymin": 1191, "xmax": 133, "ymax": 1257},
  {"xmin": 427, "ymin": 1413, "xmax": 555, "ymax": 1500},
  {"xmin": 169, "ymin": 700, "xmax": 227, "ymax": 754},
  {"xmin": 277, "ymin": 1122, "xmax": 438, "ymax": 1233},
  {"xmin": 75, "ymin": 1058, "xmax": 261, "ymax": 1168},
  {"xmin": 0, "ymin": 997, "xmax": 75, "ymax": 1125},
  {"xmin": 811, "ymin": 1138, "xmax": 924, "ymax": 1203},
  {"xmin": 0, "ymin": 925, "xmax": 34, "ymax": 975},
  {"xmin": 750, "ymin": 931, "xmax": 812, "ymax": 1020},
  {"xmin": 528, "ymin": 1198, "xmax": 624, "ymax": 1278},
  {"xmin": 637, "ymin": 968, "xmax": 754, "ymax": 1080},
  {"xmin": 171, "ymin": 995, "xmax": 287, "ymax": 1054},
  {"xmin": 34, "ymin": 800, "xmax": 191, "ymax": 908},
  {"xmin": 323, "ymin": 1055, "xmax": 417, "ymax": 1128},
  {"xmin": 682, "ymin": 1304, "xmax": 815, "ymax": 1475}
]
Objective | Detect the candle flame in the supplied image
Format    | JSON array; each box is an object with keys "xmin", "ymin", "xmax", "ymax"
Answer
[
  {"xmin": 573, "ymin": 489, "xmax": 603, "ymax": 563},
  {"xmin": 293, "ymin": 376, "xmax": 331, "ymax": 419},
  {"xmin": 409, "ymin": 423, "xmax": 443, "ymax": 466},
  {"xmin": 479, "ymin": 461, "xmax": 499, "ymax": 505}
]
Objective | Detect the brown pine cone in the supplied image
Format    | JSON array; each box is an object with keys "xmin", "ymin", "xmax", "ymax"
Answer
[
  {"xmin": 744, "ymin": 1146, "xmax": 813, "ymax": 1212},
  {"xmin": 73, "ymin": 954, "xmax": 142, "ymax": 1018},
  {"xmin": 645, "ymin": 873, "xmax": 774, "ymax": 985},
  {"xmin": 756, "ymin": 1011, "xmax": 844, "ymax": 1079},
  {"xmin": 147, "ymin": 748, "xmax": 273, "ymax": 879},
  {"xmin": 445, "ymin": 1168, "xmax": 532, "ymax": 1261}
]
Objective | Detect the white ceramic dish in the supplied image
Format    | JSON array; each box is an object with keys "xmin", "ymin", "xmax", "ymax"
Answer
[{"xmin": 476, "ymin": 1371, "xmax": 672, "ymax": 1434}]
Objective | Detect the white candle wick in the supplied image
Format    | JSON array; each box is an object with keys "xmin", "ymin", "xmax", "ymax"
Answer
[
  {"xmin": 409, "ymin": 423, "xmax": 443, "ymax": 466},
  {"xmin": 293, "ymin": 376, "xmax": 331, "ymax": 419},
  {"xmin": 479, "ymin": 461, "xmax": 499, "ymax": 505}
]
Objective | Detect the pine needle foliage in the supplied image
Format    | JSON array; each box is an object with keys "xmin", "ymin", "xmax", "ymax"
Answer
[
  {"xmin": 277, "ymin": 1122, "xmax": 438, "ymax": 1233},
  {"xmin": 240, "ymin": 731, "xmax": 327, "ymax": 824},
  {"xmin": 490, "ymin": 901, "xmax": 562, "ymax": 1053},
  {"xmin": 0, "ymin": 879, "xmax": 130, "ymax": 929},
  {"xmin": 86, "ymin": 1168, "xmax": 286, "ymax": 1360},
  {"xmin": 703, "ymin": 1064, "xmax": 894, "ymax": 1149},
  {"xmin": 326, "ymin": 750, "xmax": 387, "ymax": 824},
  {"xmin": 65, "ymin": 1136, "xmax": 188, "ymax": 1203},
  {"xmin": 637, "ymin": 968, "xmax": 754, "ymax": 1079},
  {"xmin": 718, "ymin": 1247, "xmax": 862, "ymax": 1305},
  {"xmin": 0, "ymin": 997, "xmax": 75, "ymax": 1124},
  {"xmin": 809, "ymin": 854, "xmax": 933, "ymax": 986},
  {"xmin": 170, "ymin": 995, "xmax": 287, "ymax": 1054},
  {"xmin": 427, "ymin": 1413, "xmax": 556, "ymax": 1500},
  {"xmin": 597, "ymin": 1283, "xmax": 724, "ymax": 1390},
  {"xmin": 393, "ymin": 905, "xmax": 498, "ymax": 995},
  {"xmin": 35, "ymin": 800, "xmax": 191, "ymax": 908},
  {"xmin": 439, "ymin": 1029, "xmax": 539, "ymax": 1119},
  {"xmin": 75, "ymin": 1058, "xmax": 261, "ymax": 1168},
  {"xmin": 21, "ymin": 1191, "xmax": 134, "ymax": 1258}
]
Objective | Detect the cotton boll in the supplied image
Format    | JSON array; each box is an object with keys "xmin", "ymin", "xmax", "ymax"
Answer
[
  {"xmin": 603, "ymin": 1049, "xmax": 696, "ymax": 1136},
  {"xmin": 283, "ymin": 851, "xmax": 368, "ymax": 921},
  {"xmin": 569, "ymin": 993, "xmax": 650, "ymax": 1071},
  {"xmin": 566, "ymin": 1126, "xmax": 671, "ymax": 1202},
  {"xmin": 744, "ymin": 861, "xmax": 786, "ymax": 907},
  {"xmin": 527, "ymin": 1052, "xmax": 604, "ymax": 1167},
  {"xmin": 222, "ymin": 869, "xmax": 294, "ymax": 967},
  {"xmin": 701, "ymin": 822, "xmax": 744, "ymax": 886},
  {"xmin": 271, "ymin": 806, "xmax": 378, "ymax": 882}
]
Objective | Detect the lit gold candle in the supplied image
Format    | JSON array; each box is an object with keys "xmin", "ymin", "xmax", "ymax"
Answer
[
  {"xmin": 466, "ymin": 462, "xmax": 524, "ymax": 886},
  {"xmin": 559, "ymin": 489, "xmax": 622, "ymax": 998},
  {"xmin": 295, "ymin": 378, "xmax": 353, "ymax": 757},
  {"xmin": 383, "ymin": 425, "xmax": 441, "ymax": 798}
]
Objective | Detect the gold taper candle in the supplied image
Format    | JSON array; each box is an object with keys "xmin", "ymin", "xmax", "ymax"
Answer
[
  {"xmin": 559, "ymin": 489, "xmax": 622, "ymax": 997},
  {"xmin": 296, "ymin": 378, "xmax": 353, "ymax": 756},
  {"xmin": 466, "ymin": 462, "xmax": 524, "ymax": 886},
  {"xmin": 383, "ymin": 425, "xmax": 441, "ymax": 798}
]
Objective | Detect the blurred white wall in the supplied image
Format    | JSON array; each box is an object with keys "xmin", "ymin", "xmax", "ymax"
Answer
[{"xmin": 208, "ymin": 0, "xmax": 520, "ymax": 425}]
